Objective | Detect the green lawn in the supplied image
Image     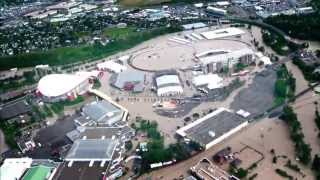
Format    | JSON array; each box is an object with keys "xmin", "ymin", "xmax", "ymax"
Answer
[
  {"xmin": 23, "ymin": 166, "xmax": 52, "ymax": 180},
  {"xmin": 103, "ymin": 27, "xmax": 137, "ymax": 39}
]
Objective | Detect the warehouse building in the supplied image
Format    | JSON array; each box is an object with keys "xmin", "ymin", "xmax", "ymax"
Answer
[
  {"xmin": 37, "ymin": 74, "xmax": 92, "ymax": 102},
  {"xmin": 154, "ymin": 71, "xmax": 183, "ymax": 96},
  {"xmin": 65, "ymin": 139, "xmax": 118, "ymax": 163},
  {"xmin": 176, "ymin": 108, "xmax": 248, "ymax": 149},
  {"xmin": 0, "ymin": 99, "xmax": 32, "ymax": 121},
  {"xmin": 110, "ymin": 71, "xmax": 145, "ymax": 92},
  {"xmin": 74, "ymin": 100, "xmax": 124, "ymax": 126}
]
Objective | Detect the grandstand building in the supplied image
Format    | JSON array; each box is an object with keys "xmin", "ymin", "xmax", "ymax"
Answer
[{"xmin": 196, "ymin": 48, "xmax": 255, "ymax": 73}]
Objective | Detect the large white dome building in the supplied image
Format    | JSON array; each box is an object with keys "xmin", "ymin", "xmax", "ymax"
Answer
[{"xmin": 37, "ymin": 74, "xmax": 92, "ymax": 102}]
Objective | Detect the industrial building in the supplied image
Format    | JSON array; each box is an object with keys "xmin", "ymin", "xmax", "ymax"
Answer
[
  {"xmin": 154, "ymin": 71, "xmax": 183, "ymax": 96},
  {"xmin": 176, "ymin": 108, "xmax": 248, "ymax": 149},
  {"xmin": 197, "ymin": 48, "xmax": 255, "ymax": 73},
  {"xmin": 65, "ymin": 139, "xmax": 118, "ymax": 163},
  {"xmin": 37, "ymin": 74, "xmax": 93, "ymax": 102},
  {"xmin": 110, "ymin": 71, "xmax": 145, "ymax": 92},
  {"xmin": 74, "ymin": 100, "xmax": 124, "ymax": 126},
  {"xmin": 0, "ymin": 99, "xmax": 32, "ymax": 121}
]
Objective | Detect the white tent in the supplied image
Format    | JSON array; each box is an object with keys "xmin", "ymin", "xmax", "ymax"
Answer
[
  {"xmin": 97, "ymin": 61, "xmax": 127, "ymax": 73},
  {"xmin": 156, "ymin": 75, "xmax": 180, "ymax": 87},
  {"xmin": 193, "ymin": 74, "xmax": 223, "ymax": 90},
  {"xmin": 157, "ymin": 86, "xmax": 183, "ymax": 96}
]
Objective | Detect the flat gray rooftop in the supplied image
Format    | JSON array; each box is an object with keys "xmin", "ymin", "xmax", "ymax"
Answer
[
  {"xmin": 65, "ymin": 139, "xmax": 117, "ymax": 161},
  {"xmin": 110, "ymin": 70, "xmax": 144, "ymax": 89},
  {"xmin": 66, "ymin": 126, "xmax": 134, "ymax": 142},
  {"xmin": 0, "ymin": 99, "xmax": 32, "ymax": 120},
  {"xmin": 183, "ymin": 110, "xmax": 246, "ymax": 145},
  {"xmin": 79, "ymin": 100, "xmax": 123, "ymax": 125}
]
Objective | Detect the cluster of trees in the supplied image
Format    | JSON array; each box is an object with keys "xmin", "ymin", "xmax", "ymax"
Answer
[
  {"xmin": 315, "ymin": 109, "xmax": 320, "ymax": 136},
  {"xmin": 264, "ymin": 0, "xmax": 320, "ymax": 41},
  {"xmin": 50, "ymin": 96, "xmax": 84, "ymax": 114},
  {"xmin": 261, "ymin": 29, "xmax": 289, "ymax": 55},
  {"xmin": 312, "ymin": 155, "xmax": 320, "ymax": 180},
  {"xmin": 136, "ymin": 120, "xmax": 201, "ymax": 172},
  {"xmin": 274, "ymin": 65, "xmax": 296, "ymax": 106},
  {"xmin": 0, "ymin": 121, "xmax": 20, "ymax": 148},
  {"xmin": 280, "ymin": 106, "xmax": 312, "ymax": 165},
  {"xmin": 0, "ymin": 70, "xmax": 37, "ymax": 93},
  {"xmin": 292, "ymin": 56, "xmax": 320, "ymax": 82},
  {"xmin": 265, "ymin": 13, "xmax": 320, "ymax": 42},
  {"xmin": 275, "ymin": 168, "xmax": 293, "ymax": 179}
]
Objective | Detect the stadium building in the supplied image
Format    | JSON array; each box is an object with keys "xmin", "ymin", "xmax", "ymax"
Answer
[
  {"xmin": 176, "ymin": 108, "xmax": 248, "ymax": 149},
  {"xmin": 37, "ymin": 74, "xmax": 90, "ymax": 102},
  {"xmin": 196, "ymin": 48, "xmax": 255, "ymax": 73},
  {"xmin": 37, "ymin": 73, "xmax": 100, "ymax": 102}
]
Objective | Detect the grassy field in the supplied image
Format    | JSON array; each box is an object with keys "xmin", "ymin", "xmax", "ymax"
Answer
[
  {"xmin": 119, "ymin": 0, "xmax": 171, "ymax": 6},
  {"xmin": 103, "ymin": 27, "xmax": 137, "ymax": 39},
  {"xmin": 0, "ymin": 26, "xmax": 181, "ymax": 70}
]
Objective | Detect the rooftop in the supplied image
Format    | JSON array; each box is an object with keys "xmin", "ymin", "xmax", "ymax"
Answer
[
  {"xmin": 0, "ymin": 99, "xmax": 32, "ymax": 120},
  {"xmin": 67, "ymin": 126, "xmax": 135, "ymax": 142},
  {"xmin": 110, "ymin": 71, "xmax": 145, "ymax": 89},
  {"xmin": 52, "ymin": 162, "xmax": 106, "ymax": 180},
  {"xmin": 0, "ymin": 158, "xmax": 32, "ymax": 180},
  {"xmin": 199, "ymin": 48, "xmax": 254, "ymax": 65},
  {"xmin": 176, "ymin": 108, "xmax": 247, "ymax": 146},
  {"xmin": 65, "ymin": 139, "xmax": 118, "ymax": 161},
  {"xmin": 37, "ymin": 74, "xmax": 89, "ymax": 97},
  {"xmin": 200, "ymin": 27, "xmax": 245, "ymax": 40},
  {"xmin": 79, "ymin": 100, "xmax": 123, "ymax": 125}
]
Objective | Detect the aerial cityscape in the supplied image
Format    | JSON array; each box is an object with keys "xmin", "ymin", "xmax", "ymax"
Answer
[{"xmin": 0, "ymin": 0, "xmax": 319, "ymax": 179}]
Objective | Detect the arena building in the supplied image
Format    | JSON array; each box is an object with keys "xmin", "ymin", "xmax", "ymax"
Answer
[{"xmin": 37, "ymin": 74, "xmax": 93, "ymax": 102}]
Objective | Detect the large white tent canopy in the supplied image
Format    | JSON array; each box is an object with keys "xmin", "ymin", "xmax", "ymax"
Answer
[{"xmin": 157, "ymin": 86, "xmax": 183, "ymax": 96}]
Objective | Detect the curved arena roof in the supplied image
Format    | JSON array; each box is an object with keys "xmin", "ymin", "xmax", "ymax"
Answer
[{"xmin": 37, "ymin": 74, "xmax": 89, "ymax": 97}]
